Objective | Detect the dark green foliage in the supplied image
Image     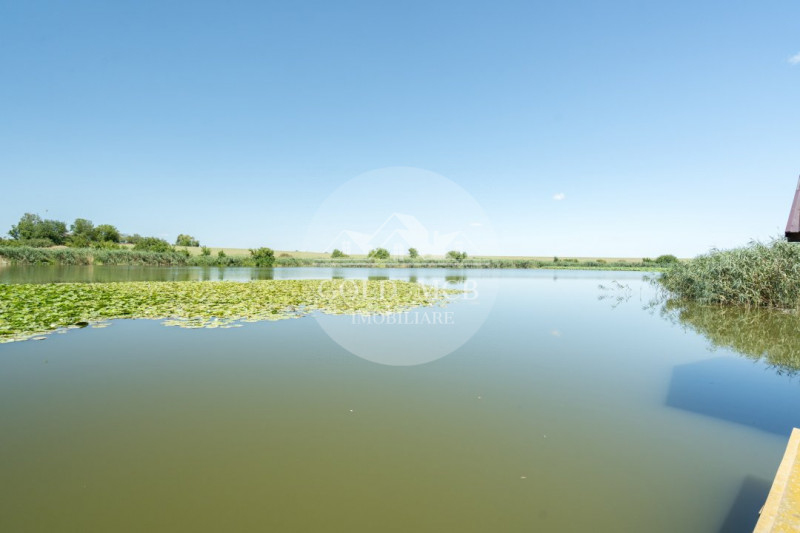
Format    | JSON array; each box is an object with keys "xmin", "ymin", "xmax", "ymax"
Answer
[
  {"xmin": 658, "ymin": 238, "xmax": 800, "ymax": 308},
  {"xmin": 201, "ymin": 246, "xmax": 211, "ymax": 256},
  {"xmin": 218, "ymin": 250, "xmax": 226, "ymax": 258},
  {"xmin": 133, "ymin": 237, "xmax": 174, "ymax": 253},
  {"xmin": 9, "ymin": 213, "xmax": 67, "ymax": 244},
  {"xmin": 654, "ymin": 254, "xmax": 679, "ymax": 264},
  {"xmin": 176, "ymin": 234, "xmax": 200, "ymax": 247},
  {"xmin": 249, "ymin": 247, "xmax": 275, "ymax": 267},
  {"xmin": 94, "ymin": 224, "xmax": 121, "ymax": 243},
  {"xmin": 122, "ymin": 234, "xmax": 143, "ymax": 245},
  {"xmin": 70, "ymin": 218, "xmax": 95, "ymax": 238},
  {"xmin": 408, "ymin": 248, "xmax": 419, "ymax": 259},
  {"xmin": 446, "ymin": 250, "xmax": 468, "ymax": 262},
  {"xmin": 331, "ymin": 249, "xmax": 346, "ymax": 258},
  {"xmin": 368, "ymin": 248, "xmax": 390, "ymax": 260},
  {"xmin": 67, "ymin": 219, "xmax": 120, "ymax": 246}
]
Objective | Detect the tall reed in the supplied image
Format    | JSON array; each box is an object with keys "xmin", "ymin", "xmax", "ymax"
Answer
[{"xmin": 658, "ymin": 238, "xmax": 800, "ymax": 308}]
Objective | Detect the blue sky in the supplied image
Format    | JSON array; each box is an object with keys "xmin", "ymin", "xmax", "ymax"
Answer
[{"xmin": 1, "ymin": 0, "xmax": 798, "ymax": 257}]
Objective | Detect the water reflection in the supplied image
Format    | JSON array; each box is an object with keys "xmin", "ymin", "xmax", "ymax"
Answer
[
  {"xmin": 666, "ymin": 357, "xmax": 800, "ymax": 434},
  {"xmin": 663, "ymin": 301, "xmax": 800, "ymax": 375},
  {"xmin": 717, "ymin": 475, "xmax": 771, "ymax": 533}
]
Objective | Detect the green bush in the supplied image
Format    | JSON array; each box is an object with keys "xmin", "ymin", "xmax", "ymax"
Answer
[
  {"xmin": 133, "ymin": 237, "xmax": 174, "ymax": 253},
  {"xmin": 218, "ymin": 250, "xmax": 226, "ymax": 258},
  {"xmin": 654, "ymin": 254, "xmax": 679, "ymax": 264},
  {"xmin": 446, "ymin": 250, "xmax": 468, "ymax": 262},
  {"xmin": 331, "ymin": 249, "xmax": 347, "ymax": 258},
  {"xmin": 201, "ymin": 246, "xmax": 211, "ymax": 256},
  {"xmin": 90, "ymin": 240, "xmax": 121, "ymax": 250},
  {"xmin": 249, "ymin": 247, "xmax": 275, "ymax": 267},
  {"xmin": 408, "ymin": 248, "xmax": 419, "ymax": 259},
  {"xmin": 176, "ymin": 234, "xmax": 200, "ymax": 247},
  {"xmin": 368, "ymin": 248, "xmax": 390, "ymax": 260}
]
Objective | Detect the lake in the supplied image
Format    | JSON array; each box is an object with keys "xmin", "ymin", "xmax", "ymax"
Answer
[{"xmin": 1, "ymin": 266, "xmax": 799, "ymax": 532}]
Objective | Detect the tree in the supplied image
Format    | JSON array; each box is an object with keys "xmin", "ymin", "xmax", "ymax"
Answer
[
  {"xmin": 9, "ymin": 213, "xmax": 67, "ymax": 244},
  {"xmin": 94, "ymin": 224, "xmax": 121, "ymax": 243},
  {"xmin": 39, "ymin": 219, "xmax": 68, "ymax": 245},
  {"xmin": 201, "ymin": 246, "xmax": 211, "ymax": 256},
  {"xmin": 218, "ymin": 250, "xmax": 226, "ymax": 258},
  {"xmin": 9, "ymin": 213, "xmax": 42, "ymax": 240},
  {"xmin": 175, "ymin": 234, "xmax": 200, "ymax": 247},
  {"xmin": 446, "ymin": 250, "xmax": 467, "ymax": 262},
  {"xmin": 408, "ymin": 248, "xmax": 419, "ymax": 259},
  {"xmin": 331, "ymin": 249, "xmax": 347, "ymax": 258},
  {"xmin": 133, "ymin": 237, "xmax": 174, "ymax": 253},
  {"xmin": 249, "ymin": 247, "xmax": 275, "ymax": 267},
  {"xmin": 368, "ymin": 247, "xmax": 390, "ymax": 260},
  {"xmin": 70, "ymin": 218, "xmax": 95, "ymax": 238},
  {"xmin": 122, "ymin": 233, "xmax": 143, "ymax": 245}
]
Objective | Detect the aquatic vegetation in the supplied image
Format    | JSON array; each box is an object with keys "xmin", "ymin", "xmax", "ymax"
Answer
[
  {"xmin": 0, "ymin": 280, "xmax": 459, "ymax": 343},
  {"xmin": 658, "ymin": 238, "xmax": 800, "ymax": 308},
  {"xmin": 662, "ymin": 300, "xmax": 800, "ymax": 375}
]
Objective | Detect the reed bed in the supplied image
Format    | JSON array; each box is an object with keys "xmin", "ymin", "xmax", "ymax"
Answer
[{"xmin": 658, "ymin": 238, "xmax": 800, "ymax": 309}]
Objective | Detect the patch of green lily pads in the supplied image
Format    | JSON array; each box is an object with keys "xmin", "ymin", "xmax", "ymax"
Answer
[{"xmin": 0, "ymin": 280, "xmax": 460, "ymax": 343}]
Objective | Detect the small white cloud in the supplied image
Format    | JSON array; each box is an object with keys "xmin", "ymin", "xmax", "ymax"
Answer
[
  {"xmin": 789, "ymin": 52, "xmax": 800, "ymax": 65},
  {"xmin": 553, "ymin": 193, "xmax": 566, "ymax": 201}
]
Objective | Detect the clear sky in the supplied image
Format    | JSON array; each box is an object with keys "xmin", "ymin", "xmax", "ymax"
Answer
[{"xmin": 1, "ymin": 1, "xmax": 799, "ymax": 258}]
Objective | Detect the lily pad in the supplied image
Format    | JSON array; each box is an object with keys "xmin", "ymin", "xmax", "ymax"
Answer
[{"xmin": 0, "ymin": 280, "xmax": 460, "ymax": 343}]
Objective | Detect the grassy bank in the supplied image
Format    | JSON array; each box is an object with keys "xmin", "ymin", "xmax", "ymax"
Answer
[
  {"xmin": 0, "ymin": 246, "xmax": 667, "ymax": 271},
  {"xmin": 0, "ymin": 279, "xmax": 458, "ymax": 342},
  {"xmin": 658, "ymin": 238, "xmax": 800, "ymax": 309}
]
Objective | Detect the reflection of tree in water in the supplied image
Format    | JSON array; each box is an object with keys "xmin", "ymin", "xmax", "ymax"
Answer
[
  {"xmin": 662, "ymin": 300, "xmax": 800, "ymax": 375},
  {"xmin": 445, "ymin": 275, "xmax": 467, "ymax": 284}
]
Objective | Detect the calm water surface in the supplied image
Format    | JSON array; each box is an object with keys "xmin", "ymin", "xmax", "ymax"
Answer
[{"xmin": 1, "ymin": 266, "xmax": 799, "ymax": 532}]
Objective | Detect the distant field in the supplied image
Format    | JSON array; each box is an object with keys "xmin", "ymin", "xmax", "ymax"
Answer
[
  {"xmin": 172, "ymin": 247, "xmax": 658, "ymax": 263},
  {"xmin": 56, "ymin": 244, "xmax": 674, "ymax": 263},
  {"xmin": 172, "ymin": 247, "xmax": 334, "ymax": 259}
]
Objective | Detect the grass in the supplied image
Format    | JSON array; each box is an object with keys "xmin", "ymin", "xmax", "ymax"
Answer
[
  {"xmin": 658, "ymin": 238, "xmax": 800, "ymax": 309},
  {"xmin": 0, "ymin": 279, "xmax": 459, "ymax": 343}
]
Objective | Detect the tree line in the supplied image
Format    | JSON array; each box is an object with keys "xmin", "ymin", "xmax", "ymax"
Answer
[
  {"xmin": 2, "ymin": 213, "xmax": 277, "ymax": 266},
  {"xmin": 2, "ymin": 212, "xmax": 204, "ymax": 252}
]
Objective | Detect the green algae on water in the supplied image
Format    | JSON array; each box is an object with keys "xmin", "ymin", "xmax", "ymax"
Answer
[{"xmin": 0, "ymin": 280, "xmax": 460, "ymax": 343}]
